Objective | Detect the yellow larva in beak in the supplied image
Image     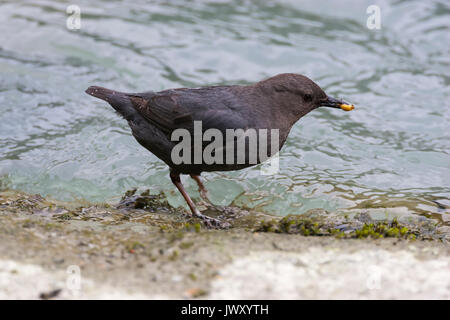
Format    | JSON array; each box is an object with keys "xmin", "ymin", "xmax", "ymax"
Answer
[
  {"xmin": 340, "ymin": 104, "xmax": 355, "ymax": 111},
  {"xmin": 321, "ymin": 96, "xmax": 355, "ymax": 111}
]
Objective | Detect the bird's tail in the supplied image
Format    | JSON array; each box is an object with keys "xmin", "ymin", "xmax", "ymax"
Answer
[{"xmin": 85, "ymin": 86, "xmax": 137, "ymax": 120}]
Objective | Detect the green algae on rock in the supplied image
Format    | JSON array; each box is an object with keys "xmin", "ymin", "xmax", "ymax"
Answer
[
  {"xmin": 0, "ymin": 189, "xmax": 447, "ymax": 241},
  {"xmin": 256, "ymin": 213, "xmax": 440, "ymax": 241}
]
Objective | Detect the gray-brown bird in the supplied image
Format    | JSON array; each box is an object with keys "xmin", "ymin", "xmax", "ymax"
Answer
[{"xmin": 86, "ymin": 73, "xmax": 354, "ymax": 227}]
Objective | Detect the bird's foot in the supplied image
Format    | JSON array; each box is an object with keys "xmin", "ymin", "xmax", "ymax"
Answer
[
  {"xmin": 197, "ymin": 199, "xmax": 225, "ymax": 214},
  {"xmin": 193, "ymin": 209, "xmax": 231, "ymax": 229}
]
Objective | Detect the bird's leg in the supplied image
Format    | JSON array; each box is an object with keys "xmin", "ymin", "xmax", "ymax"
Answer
[
  {"xmin": 190, "ymin": 174, "xmax": 210, "ymax": 203},
  {"xmin": 190, "ymin": 175, "xmax": 226, "ymax": 214},
  {"xmin": 170, "ymin": 170, "xmax": 229, "ymax": 229},
  {"xmin": 170, "ymin": 171, "xmax": 199, "ymax": 215}
]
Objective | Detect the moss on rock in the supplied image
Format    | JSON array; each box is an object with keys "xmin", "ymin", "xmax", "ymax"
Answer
[{"xmin": 257, "ymin": 215, "xmax": 433, "ymax": 240}]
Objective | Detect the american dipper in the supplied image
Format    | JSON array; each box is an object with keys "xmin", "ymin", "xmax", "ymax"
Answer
[{"xmin": 86, "ymin": 73, "xmax": 354, "ymax": 227}]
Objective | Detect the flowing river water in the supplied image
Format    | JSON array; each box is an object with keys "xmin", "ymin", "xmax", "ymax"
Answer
[{"xmin": 0, "ymin": 0, "xmax": 449, "ymax": 223}]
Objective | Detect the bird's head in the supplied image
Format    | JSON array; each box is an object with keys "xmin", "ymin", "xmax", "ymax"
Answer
[{"xmin": 258, "ymin": 73, "xmax": 355, "ymax": 118}]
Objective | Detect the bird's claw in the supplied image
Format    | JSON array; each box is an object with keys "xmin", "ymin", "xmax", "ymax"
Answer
[{"xmin": 194, "ymin": 210, "xmax": 231, "ymax": 229}]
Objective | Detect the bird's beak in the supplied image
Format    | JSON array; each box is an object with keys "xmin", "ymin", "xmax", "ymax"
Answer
[{"xmin": 320, "ymin": 96, "xmax": 354, "ymax": 111}]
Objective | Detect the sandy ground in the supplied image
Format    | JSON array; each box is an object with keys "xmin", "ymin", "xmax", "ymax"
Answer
[{"xmin": 0, "ymin": 189, "xmax": 448, "ymax": 299}]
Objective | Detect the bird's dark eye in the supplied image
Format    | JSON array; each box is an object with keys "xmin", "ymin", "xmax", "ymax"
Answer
[{"xmin": 304, "ymin": 93, "xmax": 312, "ymax": 102}]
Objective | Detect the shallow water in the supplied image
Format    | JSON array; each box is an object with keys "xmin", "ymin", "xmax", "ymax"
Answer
[{"xmin": 0, "ymin": 0, "xmax": 449, "ymax": 222}]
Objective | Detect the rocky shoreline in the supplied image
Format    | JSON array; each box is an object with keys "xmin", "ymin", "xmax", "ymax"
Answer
[{"xmin": 0, "ymin": 189, "xmax": 448, "ymax": 299}]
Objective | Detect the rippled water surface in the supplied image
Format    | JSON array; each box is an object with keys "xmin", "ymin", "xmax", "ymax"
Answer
[{"xmin": 0, "ymin": 0, "xmax": 449, "ymax": 221}]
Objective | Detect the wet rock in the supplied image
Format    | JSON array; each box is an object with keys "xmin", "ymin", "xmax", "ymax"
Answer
[
  {"xmin": 0, "ymin": 188, "xmax": 448, "ymax": 300},
  {"xmin": 117, "ymin": 189, "xmax": 172, "ymax": 212}
]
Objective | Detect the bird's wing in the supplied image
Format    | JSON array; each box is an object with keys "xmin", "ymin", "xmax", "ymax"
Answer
[
  {"xmin": 128, "ymin": 91, "xmax": 249, "ymax": 136},
  {"xmin": 128, "ymin": 94, "xmax": 189, "ymax": 134}
]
